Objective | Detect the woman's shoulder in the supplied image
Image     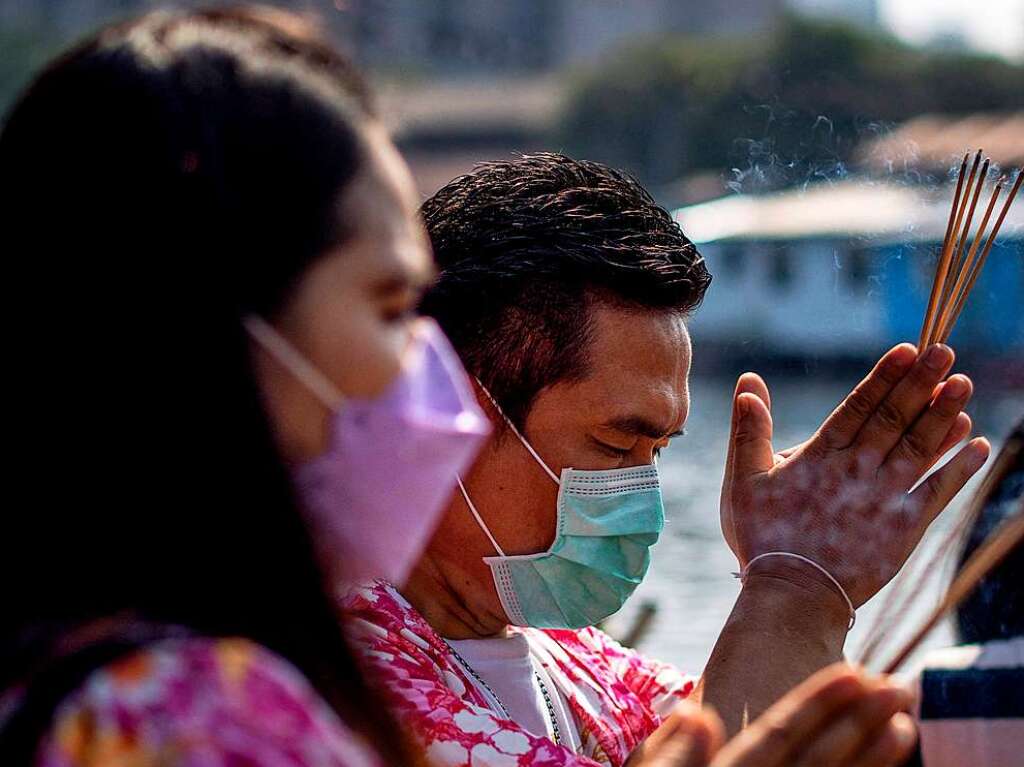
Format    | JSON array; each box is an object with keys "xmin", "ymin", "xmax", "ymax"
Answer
[{"xmin": 35, "ymin": 635, "xmax": 382, "ymax": 767}]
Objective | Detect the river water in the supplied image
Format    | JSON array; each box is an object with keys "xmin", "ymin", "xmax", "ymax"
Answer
[{"xmin": 604, "ymin": 371, "xmax": 1023, "ymax": 678}]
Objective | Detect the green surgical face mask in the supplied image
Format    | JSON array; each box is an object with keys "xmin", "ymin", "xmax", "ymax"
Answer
[{"xmin": 457, "ymin": 389, "xmax": 665, "ymax": 629}]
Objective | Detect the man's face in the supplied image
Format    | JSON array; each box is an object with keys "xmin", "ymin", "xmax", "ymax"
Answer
[
  {"xmin": 462, "ymin": 302, "xmax": 692, "ymax": 559},
  {"xmin": 410, "ymin": 300, "xmax": 692, "ymax": 634}
]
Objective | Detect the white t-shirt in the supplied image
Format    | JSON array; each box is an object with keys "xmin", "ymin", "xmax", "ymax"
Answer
[{"xmin": 447, "ymin": 632, "xmax": 582, "ymax": 753}]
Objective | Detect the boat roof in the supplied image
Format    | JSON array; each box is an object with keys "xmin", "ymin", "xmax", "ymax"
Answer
[
  {"xmin": 858, "ymin": 112, "xmax": 1024, "ymax": 173},
  {"xmin": 673, "ymin": 178, "xmax": 1024, "ymax": 246}
]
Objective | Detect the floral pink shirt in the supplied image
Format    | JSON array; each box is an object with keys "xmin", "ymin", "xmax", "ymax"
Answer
[
  {"xmin": 34, "ymin": 636, "xmax": 383, "ymax": 767},
  {"xmin": 342, "ymin": 581, "xmax": 696, "ymax": 767}
]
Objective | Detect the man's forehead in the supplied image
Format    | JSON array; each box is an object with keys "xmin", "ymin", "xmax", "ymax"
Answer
[
  {"xmin": 585, "ymin": 305, "xmax": 691, "ymax": 381},
  {"xmin": 583, "ymin": 376, "xmax": 689, "ymax": 431},
  {"xmin": 573, "ymin": 306, "xmax": 691, "ymax": 429},
  {"xmin": 588, "ymin": 303, "xmax": 690, "ymax": 353}
]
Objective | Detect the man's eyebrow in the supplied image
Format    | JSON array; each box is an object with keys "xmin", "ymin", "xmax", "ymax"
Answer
[{"xmin": 603, "ymin": 415, "xmax": 684, "ymax": 440}]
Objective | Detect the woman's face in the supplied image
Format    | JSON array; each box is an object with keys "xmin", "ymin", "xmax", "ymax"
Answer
[{"xmin": 254, "ymin": 124, "xmax": 435, "ymax": 462}]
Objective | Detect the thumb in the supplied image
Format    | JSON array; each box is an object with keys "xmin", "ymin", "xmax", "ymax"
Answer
[
  {"xmin": 723, "ymin": 374, "xmax": 773, "ymax": 494},
  {"xmin": 730, "ymin": 392, "xmax": 775, "ymax": 479},
  {"xmin": 628, "ymin": 703, "xmax": 723, "ymax": 767}
]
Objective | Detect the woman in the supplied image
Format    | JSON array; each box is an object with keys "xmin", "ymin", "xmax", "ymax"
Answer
[
  {"xmin": 911, "ymin": 417, "xmax": 1024, "ymax": 767},
  {"xmin": 0, "ymin": 7, "xmax": 488, "ymax": 764}
]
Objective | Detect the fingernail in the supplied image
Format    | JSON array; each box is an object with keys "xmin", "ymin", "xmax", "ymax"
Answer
[
  {"xmin": 968, "ymin": 440, "xmax": 990, "ymax": 470},
  {"xmin": 886, "ymin": 345, "xmax": 915, "ymax": 372},
  {"xmin": 942, "ymin": 377, "xmax": 968, "ymax": 400},
  {"xmin": 924, "ymin": 344, "xmax": 951, "ymax": 370},
  {"xmin": 892, "ymin": 713, "xmax": 917, "ymax": 748}
]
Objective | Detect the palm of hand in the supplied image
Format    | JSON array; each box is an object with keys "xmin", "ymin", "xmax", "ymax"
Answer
[
  {"xmin": 727, "ymin": 440, "xmax": 918, "ymax": 606},
  {"xmin": 719, "ymin": 344, "xmax": 987, "ymax": 608}
]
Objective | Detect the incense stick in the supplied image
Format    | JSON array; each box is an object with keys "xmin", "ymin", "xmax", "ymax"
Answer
[
  {"xmin": 939, "ymin": 170, "xmax": 1024, "ymax": 343},
  {"xmin": 918, "ymin": 154, "xmax": 969, "ymax": 349},
  {"xmin": 880, "ymin": 504, "xmax": 1024, "ymax": 674},
  {"xmin": 932, "ymin": 173, "xmax": 1000, "ymax": 342},
  {"xmin": 921, "ymin": 151, "xmax": 966, "ymax": 346},
  {"xmin": 856, "ymin": 501, "xmax": 981, "ymax": 668},
  {"xmin": 918, "ymin": 152, "xmax": 1021, "ymax": 348},
  {"xmin": 931, "ymin": 155, "xmax": 987, "ymax": 343},
  {"xmin": 862, "ymin": 430, "xmax": 1023, "ymax": 673},
  {"xmin": 857, "ymin": 430, "xmax": 1017, "ymax": 668}
]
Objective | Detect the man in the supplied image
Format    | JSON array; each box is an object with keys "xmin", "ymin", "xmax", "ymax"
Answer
[{"xmin": 343, "ymin": 154, "xmax": 986, "ymax": 766}]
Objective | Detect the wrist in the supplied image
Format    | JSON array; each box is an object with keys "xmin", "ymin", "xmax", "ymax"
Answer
[
  {"xmin": 700, "ymin": 557, "xmax": 850, "ymax": 737},
  {"xmin": 737, "ymin": 557, "xmax": 852, "ymax": 643}
]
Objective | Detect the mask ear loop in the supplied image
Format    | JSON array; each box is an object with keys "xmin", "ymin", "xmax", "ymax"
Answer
[
  {"xmin": 456, "ymin": 475, "xmax": 507, "ymax": 557},
  {"xmin": 474, "ymin": 379, "xmax": 560, "ymax": 485},
  {"xmin": 457, "ymin": 379, "xmax": 561, "ymax": 558},
  {"xmin": 243, "ymin": 315, "xmax": 345, "ymax": 411}
]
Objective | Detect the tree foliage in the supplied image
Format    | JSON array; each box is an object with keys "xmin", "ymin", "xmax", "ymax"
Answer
[
  {"xmin": 558, "ymin": 15, "xmax": 1024, "ymax": 190},
  {"xmin": 0, "ymin": 22, "xmax": 71, "ymax": 122},
  {"xmin": 0, "ymin": 23, "xmax": 67, "ymax": 122}
]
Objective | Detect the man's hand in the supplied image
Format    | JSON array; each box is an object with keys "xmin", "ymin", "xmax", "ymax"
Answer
[
  {"xmin": 701, "ymin": 343, "xmax": 988, "ymax": 735},
  {"xmin": 721, "ymin": 343, "xmax": 989, "ymax": 607},
  {"xmin": 625, "ymin": 702, "xmax": 724, "ymax": 767},
  {"xmin": 712, "ymin": 664, "xmax": 917, "ymax": 767},
  {"xmin": 629, "ymin": 665, "xmax": 916, "ymax": 767}
]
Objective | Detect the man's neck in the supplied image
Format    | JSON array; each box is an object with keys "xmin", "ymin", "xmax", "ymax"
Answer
[{"xmin": 401, "ymin": 550, "xmax": 510, "ymax": 639}]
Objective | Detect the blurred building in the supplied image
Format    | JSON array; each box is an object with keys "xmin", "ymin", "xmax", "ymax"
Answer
[
  {"xmin": 675, "ymin": 179, "xmax": 1024, "ymax": 362},
  {"xmin": 0, "ymin": 0, "xmax": 802, "ymax": 75},
  {"xmin": 858, "ymin": 112, "xmax": 1024, "ymax": 178},
  {"xmin": 375, "ymin": 77, "xmax": 561, "ymax": 196},
  {"xmin": 338, "ymin": 0, "xmax": 789, "ymax": 75},
  {"xmin": 0, "ymin": 0, "xmax": 895, "ymax": 197}
]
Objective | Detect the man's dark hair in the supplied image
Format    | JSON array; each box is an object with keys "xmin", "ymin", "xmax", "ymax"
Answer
[{"xmin": 420, "ymin": 152, "xmax": 711, "ymax": 429}]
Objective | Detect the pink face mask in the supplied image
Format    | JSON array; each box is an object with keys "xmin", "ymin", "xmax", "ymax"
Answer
[{"xmin": 245, "ymin": 317, "xmax": 490, "ymax": 587}]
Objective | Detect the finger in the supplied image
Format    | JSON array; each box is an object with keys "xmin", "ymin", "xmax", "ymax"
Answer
[
  {"xmin": 710, "ymin": 665, "xmax": 866, "ymax": 767},
  {"xmin": 737, "ymin": 372, "xmax": 771, "ymax": 410},
  {"xmin": 640, "ymin": 705, "xmax": 691, "ymax": 751},
  {"xmin": 852, "ymin": 344, "xmax": 955, "ymax": 462},
  {"xmin": 907, "ymin": 437, "xmax": 990, "ymax": 532},
  {"xmin": 936, "ymin": 411, "xmax": 971, "ymax": 460},
  {"xmin": 731, "ymin": 393, "xmax": 774, "ymax": 480},
  {"xmin": 793, "ymin": 683, "xmax": 912, "ymax": 767},
  {"xmin": 633, "ymin": 703, "xmax": 723, "ymax": 767},
  {"xmin": 722, "ymin": 376, "xmax": 765, "ymax": 549},
  {"xmin": 813, "ymin": 345, "xmax": 917, "ymax": 452},
  {"xmin": 883, "ymin": 374, "xmax": 973, "ymax": 484},
  {"xmin": 913, "ymin": 411, "xmax": 972, "ymax": 477},
  {"xmin": 845, "ymin": 712, "xmax": 918, "ymax": 767},
  {"xmin": 699, "ymin": 706, "xmax": 726, "ymax": 756},
  {"xmin": 724, "ymin": 374, "xmax": 772, "ymax": 490}
]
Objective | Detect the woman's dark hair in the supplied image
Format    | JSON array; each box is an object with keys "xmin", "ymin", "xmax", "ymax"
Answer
[
  {"xmin": 0, "ymin": 7, "xmax": 416, "ymax": 762},
  {"xmin": 956, "ymin": 418, "xmax": 1024, "ymax": 644}
]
